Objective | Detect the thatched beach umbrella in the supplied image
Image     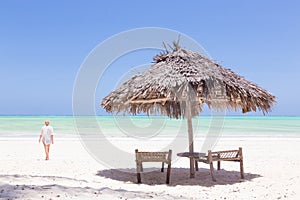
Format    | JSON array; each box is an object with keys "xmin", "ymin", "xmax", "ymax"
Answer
[{"xmin": 101, "ymin": 43, "xmax": 276, "ymax": 178}]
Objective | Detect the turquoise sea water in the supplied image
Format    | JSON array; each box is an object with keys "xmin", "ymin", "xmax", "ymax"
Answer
[{"xmin": 0, "ymin": 116, "xmax": 299, "ymax": 138}]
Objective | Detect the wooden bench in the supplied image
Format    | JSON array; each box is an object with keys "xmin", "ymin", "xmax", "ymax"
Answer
[
  {"xmin": 135, "ymin": 149, "xmax": 172, "ymax": 184},
  {"xmin": 195, "ymin": 147, "xmax": 244, "ymax": 181}
]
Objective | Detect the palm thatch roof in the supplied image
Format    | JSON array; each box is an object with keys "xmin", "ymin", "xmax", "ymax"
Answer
[{"xmin": 101, "ymin": 44, "xmax": 275, "ymax": 118}]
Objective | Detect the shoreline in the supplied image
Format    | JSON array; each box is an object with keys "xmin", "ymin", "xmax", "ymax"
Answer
[{"xmin": 1, "ymin": 135, "xmax": 300, "ymax": 141}]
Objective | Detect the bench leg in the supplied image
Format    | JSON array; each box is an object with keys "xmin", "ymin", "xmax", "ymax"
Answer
[
  {"xmin": 240, "ymin": 159, "xmax": 244, "ymax": 179},
  {"xmin": 161, "ymin": 162, "xmax": 164, "ymax": 172},
  {"xmin": 166, "ymin": 163, "xmax": 171, "ymax": 184},
  {"xmin": 136, "ymin": 162, "xmax": 142, "ymax": 183},
  {"xmin": 195, "ymin": 160, "xmax": 199, "ymax": 171},
  {"xmin": 137, "ymin": 172, "xmax": 141, "ymax": 183},
  {"xmin": 210, "ymin": 162, "xmax": 216, "ymax": 181},
  {"xmin": 217, "ymin": 161, "xmax": 221, "ymax": 170}
]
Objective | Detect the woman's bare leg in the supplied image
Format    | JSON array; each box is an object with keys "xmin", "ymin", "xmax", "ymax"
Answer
[
  {"xmin": 42, "ymin": 141, "xmax": 49, "ymax": 160},
  {"xmin": 46, "ymin": 144, "xmax": 50, "ymax": 160}
]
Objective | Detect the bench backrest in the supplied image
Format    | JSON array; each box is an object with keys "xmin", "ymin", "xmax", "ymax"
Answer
[
  {"xmin": 208, "ymin": 147, "xmax": 243, "ymax": 162},
  {"xmin": 135, "ymin": 149, "xmax": 172, "ymax": 164}
]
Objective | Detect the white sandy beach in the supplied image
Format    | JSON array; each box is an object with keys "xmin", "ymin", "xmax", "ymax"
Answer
[{"xmin": 0, "ymin": 137, "xmax": 300, "ymax": 199}]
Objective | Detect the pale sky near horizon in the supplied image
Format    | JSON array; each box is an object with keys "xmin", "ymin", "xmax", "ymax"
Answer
[{"xmin": 0, "ymin": 1, "xmax": 299, "ymax": 116}]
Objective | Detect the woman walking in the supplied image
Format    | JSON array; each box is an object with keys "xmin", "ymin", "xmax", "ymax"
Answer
[{"xmin": 39, "ymin": 120, "xmax": 54, "ymax": 160}]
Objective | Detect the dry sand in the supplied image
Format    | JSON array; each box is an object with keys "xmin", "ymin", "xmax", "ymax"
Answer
[{"xmin": 0, "ymin": 137, "xmax": 300, "ymax": 199}]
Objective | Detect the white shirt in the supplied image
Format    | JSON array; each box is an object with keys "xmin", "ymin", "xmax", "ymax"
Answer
[{"xmin": 41, "ymin": 125, "xmax": 54, "ymax": 144}]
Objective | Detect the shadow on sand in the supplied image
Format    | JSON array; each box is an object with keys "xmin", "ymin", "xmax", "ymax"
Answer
[{"xmin": 97, "ymin": 167, "xmax": 261, "ymax": 186}]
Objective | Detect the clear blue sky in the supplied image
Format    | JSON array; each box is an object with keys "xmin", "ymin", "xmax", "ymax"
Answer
[{"xmin": 0, "ymin": 1, "xmax": 299, "ymax": 116}]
